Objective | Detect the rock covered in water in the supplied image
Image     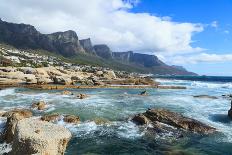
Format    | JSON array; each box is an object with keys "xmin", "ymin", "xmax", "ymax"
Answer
[
  {"xmin": 193, "ymin": 95, "xmax": 218, "ymax": 99},
  {"xmin": 31, "ymin": 101, "xmax": 46, "ymax": 110},
  {"xmin": 41, "ymin": 113, "xmax": 60, "ymax": 122},
  {"xmin": 2, "ymin": 109, "xmax": 33, "ymax": 143},
  {"xmin": 61, "ymin": 90, "xmax": 73, "ymax": 95},
  {"xmin": 132, "ymin": 108, "xmax": 216, "ymax": 134},
  {"xmin": 10, "ymin": 118, "xmax": 71, "ymax": 155},
  {"xmin": 63, "ymin": 115, "xmax": 80, "ymax": 124},
  {"xmin": 41, "ymin": 113, "xmax": 80, "ymax": 124},
  {"xmin": 77, "ymin": 93, "xmax": 88, "ymax": 99},
  {"xmin": 140, "ymin": 90, "xmax": 148, "ymax": 96},
  {"xmin": 2, "ymin": 109, "xmax": 33, "ymax": 118}
]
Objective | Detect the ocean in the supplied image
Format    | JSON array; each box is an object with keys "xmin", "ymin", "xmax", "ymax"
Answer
[{"xmin": 0, "ymin": 76, "xmax": 232, "ymax": 154}]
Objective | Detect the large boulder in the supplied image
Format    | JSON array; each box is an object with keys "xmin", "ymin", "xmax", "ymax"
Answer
[
  {"xmin": 36, "ymin": 76, "xmax": 53, "ymax": 85},
  {"xmin": 2, "ymin": 109, "xmax": 33, "ymax": 143},
  {"xmin": 25, "ymin": 74, "xmax": 37, "ymax": 84},
  {"xmin": 132, "ymin": 109, "xmax": 216, "ymax": 134},
  {"xmin": 103, "ymin": 70, "xmax": 116, "ymax": 79},
  {"xmin": 53, "ymin": 76, "xmax": 73, "ymax": 85},
  {"xmin": 63, "ymin": 115, "xmax": 80, "ymax": 124},
  {"xmin": 10, "ymin": 118, "xmax": 71, "ymax": 155},
  {"xmin": 2, "ymin": 109, "xmax": 33, "ymax": 118}
]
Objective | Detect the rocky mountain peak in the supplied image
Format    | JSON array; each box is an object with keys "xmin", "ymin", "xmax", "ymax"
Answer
[
  {"xmin": 94, "ymin": 44, "xmax": 112, "ymax": 59},
  {"xmin": 80, "ymin": 38, "xmax": 96, "ymax": 54}
]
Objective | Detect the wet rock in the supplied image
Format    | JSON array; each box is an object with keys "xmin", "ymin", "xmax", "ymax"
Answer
[
  {"xmin": 2, "ymin": 109, "xmax": 33, "ymax": 118},
  {"xmin": 132, "ymin": 114, "xmax": 149, "ymax": 125},
  {"xmin": 132, "ymin": 108, "xmax": 216, "ymax": 134},
  {"xmin": 61, "ymin": 90, "xmax": 73, "ymax": 95},
  {"xmin": 2, "ymin": 109, "xmax": 33, "ymax": 143},
  {"xmin": 228, "ymin": 101, "xmax": 232, "ymax": 119},
  {"xmin": 140, "ymin": 90, "xmax": 148, "ymax": 96},
  {"xmin": 77, "ymin": 93, "xmax": 88, "ymax": 99},
  {"xmin": 10, "ymin": 118, "xmax": 71, "ymax": 155},
  {"xmin": 63, "ymin": 115, "xmax": 80, "ymax": 124},
  {"xmin": 194, "ymin": 95, "xmax": 218, "ymax": 99},
  {"xmin": 41, "ymin": 113, "xmax": 60, "ymax": 122},
  {"xmin": 93, "ymin": 117, "xmax": 111, "ymax": 125},
  {"xmin": 157, "ymin": 85, "xmax": 186, "ymax": 89},
  {"xmin": 31, "ymin": 101, "xmax": 46, "ymax": 110}
]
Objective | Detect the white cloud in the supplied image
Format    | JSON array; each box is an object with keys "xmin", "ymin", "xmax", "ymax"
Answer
[
  {"xmin": 224, "ymin": 30, "xmax": 230, "ymax": 34},
  {"xmin": 0, "ymin": 0, "xmax": 203, "ymax": 54},
  {"xmin": 211, "ymin": 21, "xmax": 218, "ymax": 28},
  {"xmin": 163, "ymin": 53, "xmax": 232, "ymax": 65}
]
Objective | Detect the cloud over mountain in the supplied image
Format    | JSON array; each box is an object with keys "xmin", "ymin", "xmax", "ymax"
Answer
[{"xmin": 0, "ymin": 0, "xmax": 203, "ymax": 54}]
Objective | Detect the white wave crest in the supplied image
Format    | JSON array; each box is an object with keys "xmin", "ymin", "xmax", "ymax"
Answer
[
  {"xmin": 0, "ymin": 88, "xmax": 16, "ymax": 97},
  {"xmin": 191, "ymin": 81, "xmax": 232, "ymax": 89}
]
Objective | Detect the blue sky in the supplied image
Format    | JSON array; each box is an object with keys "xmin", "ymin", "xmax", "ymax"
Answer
[
  {"xmin": 131, "ymin": 0, "xmax": 232, "ymax": 76},
  {"xmin": 0, "ymin": 0, "xmax": 232, "ymax": 76}
]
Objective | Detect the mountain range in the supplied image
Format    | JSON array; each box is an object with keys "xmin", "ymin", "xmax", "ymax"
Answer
[{"xmin": 0, "ymin": 19, "xmax": 196, "ymax": 75}]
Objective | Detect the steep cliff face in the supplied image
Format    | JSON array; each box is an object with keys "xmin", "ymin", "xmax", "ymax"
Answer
[
  {"xmin": 113, "ymin": 51, "xmax": 165, "ymax": 67},
  {"xmin": 47, "ymin": 30, "xmax": 85, "ymax": 56},
  {"xmin": 94, "ymin": 44, "xmax": 112, "ymax": 59},
  {"xmin": 79, "ymin": 38, "xmax": 96, "ymax": 54},
  {"xmin": 0, "ymin": 19, "xmax": 85, "ymax": 56}
]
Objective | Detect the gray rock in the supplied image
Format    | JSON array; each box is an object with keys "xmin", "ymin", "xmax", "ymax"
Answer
[{"xmin": 10, "ymin": 118, "xmax": 71, "ymax": 155}]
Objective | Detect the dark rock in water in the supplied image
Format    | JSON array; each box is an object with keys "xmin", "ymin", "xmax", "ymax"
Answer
[
  {"xmin": 193, "ymin": 95, "xmax": 218, "ymax": 99},
  {"xmin": 31, "ymin": 101, "xmax": 46, "ymax": 110},
  {"xmin": 77, "ymin": 93, "xmax": 88, "ymax": 99},
  {"xmin": 41, "ymin": 113, "xmax": 61, "ymax": 122},
  {"xmin": 132, "ymin": 114, "xmax": 149, "ymax": 125},
  {"xmin": 228, "ymin": 101, "xmax": 232, "ymax": 119},
  {"xmin": 140, "ymin": 90, "xmax": 148, "ymax": 96},
  {"xmin": 132, "ymin": 108, "xmax": 216, "ymax": 134},
  {"xmin": 2, "ymin": 109, "xmax": 33, "ymax": 118},
  {"xmin": 63, "ymin": 115, "xmax": 80, "ymax": 124},
  {"xmin": 41, "ymin": 113, "xmax": 80, "ymax": 124},
  {"xmin": 222, "ymin": 94, "xmax": 232, "ymax": 100}
]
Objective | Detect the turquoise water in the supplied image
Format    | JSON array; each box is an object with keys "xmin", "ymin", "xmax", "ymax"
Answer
[{"xmin": 0, "ymin": 78, "xmax": 232, "ymax": 154}]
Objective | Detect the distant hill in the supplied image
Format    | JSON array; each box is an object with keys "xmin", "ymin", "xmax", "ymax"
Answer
[{"xmin": 0, "ymin": 19, "xmax": 196, "ymax": 75}]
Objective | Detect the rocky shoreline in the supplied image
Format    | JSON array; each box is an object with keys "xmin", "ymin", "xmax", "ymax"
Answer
[
  {"xmin": 0, "ymin": 66, "xmax": 186, "ymax": 90},
  {"xmin": 2, "ymin": 66, "xmax": 231, "ymax": 154}
]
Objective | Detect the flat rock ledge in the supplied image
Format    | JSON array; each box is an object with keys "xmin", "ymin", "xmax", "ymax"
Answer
[
  {"xmin": 132, "ymin": 108, "xmax": 216, "ymax": 134},
  {"xmin": 9, "ymin": 118, "xmax": 71, "ymax": 155}
]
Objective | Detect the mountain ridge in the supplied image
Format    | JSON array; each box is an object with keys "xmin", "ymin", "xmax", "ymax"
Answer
[{"xmin": 0, "ymin": 19, "xmax": 196, "ymax": 75}]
